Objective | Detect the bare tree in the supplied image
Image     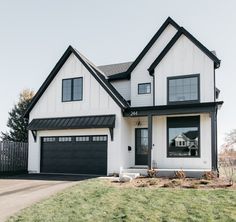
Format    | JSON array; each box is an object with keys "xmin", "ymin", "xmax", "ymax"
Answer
[{"xmin": 219, "ymin": 130, "xmax": 236, "ymax": 185}]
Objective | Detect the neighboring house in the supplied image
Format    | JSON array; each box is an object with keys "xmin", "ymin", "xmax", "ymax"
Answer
[{"xmin": 25, "ymin": 17, "xmax": 223, "ymax": 177}]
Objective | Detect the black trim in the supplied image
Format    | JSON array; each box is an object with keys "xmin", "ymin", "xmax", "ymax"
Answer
[
  {"xmin": 148, "ymin": 115, "xmax": 152, "ymax": 168},
  {"xmin": 28, "ymin": 114, "xmax": 115, "ymax": 130},
  {"xmin": 167, "ymin": 74, "xmax": 200, "ymax": 105},
  {"xmin": 211, "ymin": 109, "xmax": 218, "ymax": 171},
  {"xmin": 138, "ymin": 82, "xmax": 151, "ymax": 95},
  {"xmin": 62, "ymin": 77, "xmax": 83, "ymax": 102},
  {"xmin": 135, "ymin": 128, "xmax": 148, "ymax": 166},
  {"xmin": 108, "ymin": 72, "xmax": 130, "ymax": 81},
  {"xmin": 152, "ymin": 74, "xmax": 155, "ymax": 105},
  {"xmin": 149, "ymin": 30, "xmax": 182, "ymax": 75},
  {"xmin": 126, "ymin": 17, "xmax": 180, "ymax": 75},
  {"xmin": 24, "ymin": 46, "xmax": 129, "ymax": 118},
  {"xmin": 123, "ymin": 101, "xmax": 224, "ymax": 117},
  {"xmin": 167, "ymin": 116, "xmax": 200, "ymax": 158},
  {"xmin": 31, "ymin": 130, "xmax": 37, "ymax": 142},
  {"xmin": 148, "ymin": 27, "xmax": 221, "ymax": 74},
  {"xmin": 216, "ymin": 87, "xmax": 220, "ymax": 100}
]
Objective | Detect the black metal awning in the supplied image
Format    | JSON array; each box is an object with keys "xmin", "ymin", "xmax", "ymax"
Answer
[{"xmin": 28, "ymin": 115, "xmax": 116, "ymax": 141}]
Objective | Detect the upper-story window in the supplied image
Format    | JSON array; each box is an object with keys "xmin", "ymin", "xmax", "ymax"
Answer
[
  {"xmin": 62, "ymin": 77, "xmax": 83, "ymax": 102},
  {"xmin": 167, "ymin": 74, "xmax": 200, "ymax": 104},
  {"xmin": 138, "ymin": 83, "xmax": 151, "ymax": 94}
]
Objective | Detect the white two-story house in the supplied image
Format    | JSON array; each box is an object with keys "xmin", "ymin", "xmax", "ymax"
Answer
[{"xmin": 25, "ymin": 17, "xmax": 223, "ymax": 177}]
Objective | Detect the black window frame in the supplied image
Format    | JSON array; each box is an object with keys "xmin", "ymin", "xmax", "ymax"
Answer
[
  {"xmin": 62, "ymin": 77, "xmax": 83, "ymax": 102},
  {"xmin": 167, "ymin": 74, "xmax": 200, "ymax": 105},
  {"xmin": 167, "ymin": 116, "xmax": 200, "ymax": 158},
  {"xmin": 138, "ymin": 82, "xmax": 151, "ymax": 95}
]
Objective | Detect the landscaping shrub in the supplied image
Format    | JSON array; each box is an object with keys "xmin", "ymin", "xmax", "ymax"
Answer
[
  {"xmin": 202, "ymin": 171, "xmax": 217, "ymax": 180},
  {"xmin": 175, "ymin": 170, "xmax": 186, "ymax": 179},
  {"xmin": 147, "ymin": 168, "xmax": 158, "ymax": 178}
]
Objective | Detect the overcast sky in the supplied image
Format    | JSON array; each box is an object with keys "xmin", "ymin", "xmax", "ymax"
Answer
[{"xmin": 0, "ymin": 0, "xmax": 235, "ymax": 147}]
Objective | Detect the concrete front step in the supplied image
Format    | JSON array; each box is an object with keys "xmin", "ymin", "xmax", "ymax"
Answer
[
  {"xmin": 121, "ymin": 168, "xmax": 148, "ymax": 176},
  {"xmin": 119, "ymin": 173, "xmax": 140, "ymax": 179}
]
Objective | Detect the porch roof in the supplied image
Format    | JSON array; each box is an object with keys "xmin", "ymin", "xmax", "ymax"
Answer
[{"xmin": 123, "ymin": 101, "xmax": 223, "ymax": 117}]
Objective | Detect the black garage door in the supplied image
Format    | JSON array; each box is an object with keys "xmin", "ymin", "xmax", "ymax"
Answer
[{"xmin": 41, "ymin": 135, "xmax": 107, "ymax": 175}]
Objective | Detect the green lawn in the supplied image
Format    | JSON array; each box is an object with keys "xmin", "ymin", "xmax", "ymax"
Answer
[{"xmin": 8, "ymin": 179, "xmax": 236, "ymax": 222}]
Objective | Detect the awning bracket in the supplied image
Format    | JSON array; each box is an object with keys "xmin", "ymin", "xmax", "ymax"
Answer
[
  {"xmin": 109, "ymin": 128, "xmax": 114, "ymax": 141},
  {"xmin": 31, "ymin": 130, "xmax": 37, "ymax": 142}
]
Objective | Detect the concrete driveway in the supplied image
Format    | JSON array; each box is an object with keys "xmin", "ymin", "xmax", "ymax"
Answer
[{"xmin": 0, "ymin": 174, "xmax": 91, "ymax": 222}]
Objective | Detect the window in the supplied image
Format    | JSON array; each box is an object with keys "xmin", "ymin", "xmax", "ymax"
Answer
[
  {"xmin": 59, "ymin": 137, "xmax": 72, "ymax": 142},
  {"xmin": 43, "ymin": 137, "xmax": 56, "ymax": 142},
  {"xmin": 167, "ymin": 75, "xmax": 199, "ymax": 104},
  {"xmin": 92, "ymin": 136, "xmax": 107, "ymax": 142},
  {"xmin": 138, "ymin": 83, "xmax": 151, "ymax": 94},
  {"xmin": 167, "ymin": 116, "xmax": 200, "ymax": 158},
  {"xmin": 76, "ymin": 136, "xmax": 90, "ymax": 142},
  {"xmin": 62, "ymin": 77, "xmax": 83, "ymax": 102}
]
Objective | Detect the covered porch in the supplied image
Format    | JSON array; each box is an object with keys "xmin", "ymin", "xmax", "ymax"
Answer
[{"xmin": 122, "ymin": 101, "xmax": 222, "ymax": 176}]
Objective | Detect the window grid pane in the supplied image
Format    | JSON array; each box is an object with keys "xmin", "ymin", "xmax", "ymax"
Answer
[
  {"xmin": 62, "ymin": 79, "xmax": 72, "ymax": 101},
  {"xmin": 168, "ymin": 76, "xmax": 198, "ymax": 102},
  {"xmin": 73, "ymin": 78, "xmax": 83, "ymax": 100},
  {"xmin": 92, "ymin": 136, "xmax": 107, "ymax": 142},
  {"xmin": 138, "ymin": 83, "xmax": 151, "ymax": 94}
]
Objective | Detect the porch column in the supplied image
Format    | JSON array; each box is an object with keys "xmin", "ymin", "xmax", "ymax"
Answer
[
  {"xmin": 148, "ymin": 114, "xmax": 153, "ymax": 169},
  {"xmin": 211, "ymin": 110, "xmax": 218, "ymax": 171}
]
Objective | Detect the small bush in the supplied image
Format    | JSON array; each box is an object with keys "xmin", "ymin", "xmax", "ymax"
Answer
[
  {"xmin": 147, "ymin": 168, "xmax": 159, "ymax": 178},
  {"xmin": 202, "ymin": 171, "xmax": 217, "ymax": 180},
  {"xmin": 175, "ymin": 170, "xmax": 186, "ymax": 179}
]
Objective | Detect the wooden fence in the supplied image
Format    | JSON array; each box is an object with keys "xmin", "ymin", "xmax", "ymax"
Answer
[{"xmin": 0, "ymin": 142, "xmax": 28, "ymax": 174}]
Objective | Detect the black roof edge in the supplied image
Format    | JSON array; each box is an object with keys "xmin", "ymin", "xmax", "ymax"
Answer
[
  {"xmin": 24, "ymin": 46, "xmax": 128, "ymax": 118},
  {"xmin": 70, "ymin": 48, "xmax": 129, "ymax": 108},
  {"xmin": 148, "ymin": 27, "xmax": 221, "ymax": 74},
  {"xmin": 148, "ymin": 30, "xmax": 182, "ymax": 75},
  {"xmin": 180, "ymin": 27, "xmax": 221, "ymax": 68},
  {"xmin": 24, "ymin": 45, "xmax": 74, "ymax": 118},
  {"xmin": 126, "ymin": 17, "xmax": 180, "ymax": 75},
  {"xmin": 108, "ymin": 72, "xmax": 130, "ymax": 81},
  {"xmin": 29, "ymin": 114, "xmax": 116, "ymax": 122}
]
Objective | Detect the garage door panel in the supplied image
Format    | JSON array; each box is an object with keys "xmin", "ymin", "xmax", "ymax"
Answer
[{"xmin": 41, "ymin": 136, "xmax": 107, "ymax": 175}]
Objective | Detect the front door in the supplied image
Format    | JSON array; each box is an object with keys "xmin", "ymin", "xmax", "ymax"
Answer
[{"xmin": 135, "ymin": 128, "xmax": 148, "ymax": 165}]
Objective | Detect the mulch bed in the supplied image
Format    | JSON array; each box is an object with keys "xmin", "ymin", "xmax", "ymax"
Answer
[{"xmin": 110, "ymin": 177, "xmax": 235, "ymax": 189}]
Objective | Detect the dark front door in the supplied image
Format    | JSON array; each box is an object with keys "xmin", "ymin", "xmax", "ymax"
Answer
[
  {"xmin": 41, "ymin": 135, "xmax": 107, "ymax": 175},
  {"xmin": 135, "ymin": 128, "xmax": 148, "ymax": 165}
]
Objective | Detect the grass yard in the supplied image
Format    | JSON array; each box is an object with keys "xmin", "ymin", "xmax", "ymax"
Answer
[{"xmin": 8, "ymin": 178, "xmax": 236, "ymax": 222}]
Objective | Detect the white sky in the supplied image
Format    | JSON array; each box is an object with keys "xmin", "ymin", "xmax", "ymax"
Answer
[{"xmin": 0, "ymin": 0, "xmax": 235, "ymax": 148}]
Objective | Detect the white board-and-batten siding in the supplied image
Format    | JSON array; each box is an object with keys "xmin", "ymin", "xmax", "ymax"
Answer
[
  {"xmin": 130, "ymin": 24, "xmax": 178, "ymax": 107},
  {"xmin": 28, "ymin": 53, "xmax": 126, "ymax": 175},
  {"xmin": 154, "ymin": 35, "xmax": 215, "ymax": 105}
]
